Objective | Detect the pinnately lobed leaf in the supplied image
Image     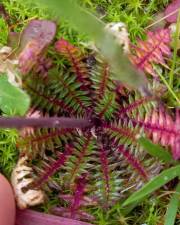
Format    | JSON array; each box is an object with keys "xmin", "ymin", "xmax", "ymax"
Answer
[
  {"xmin": 52, "ymin": 174, "xmax": 95, "ymax": 221},
  {"xmin": 55, "ymin": 39, "xmax": 88, "ymax": 80},
  {"xmin": 0, "ymin": 75, "xmax": 30, "ymax": 115},
  {"xmin": 123, "ymin": 165, "xmax": 180, "ymax": 206},
  {"xmin": 128, "ymin": 107, "xmax": 180, "ymax": 160},
  {"xmin": 117, "ymin": 145, "xmax": 148, "ymax": 180},
  {"xmin": 173, "ymin": 109, "xmax": 180, "ymax": 160},
  {"xmin": 69, "ymin": 174, "xmax": 88, "ymax": 218},
  {"xmin": 35, "ymin": 145, "xmax": 73, "ymax": 187},
  {"xmin": 129, "ymin": 29, "xmax": 171, "ymax": 77},
  {"xmin": 56, "ymin": 173, "xmax": 95, "ymax": 221},
  {"xmin": 143, "ymin": 108, "xmax": 180, "ymax": 160},
  {"xmin": 55, "ymin": 38, "xmax": 91, "ymax": 92}
]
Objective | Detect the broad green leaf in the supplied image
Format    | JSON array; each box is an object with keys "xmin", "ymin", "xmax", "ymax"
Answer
[
  {"xmin": 123, "ymin": 165, "xmax": 180, "ymax": 206},
  {"xmin": 164, "ymin": 182, "xmax": 180, "ymax": 225},
  {"xmin": 32, "ymin": 0, "xmax": 146, "ymax": 89},
  {"xmin": 138, "ymin": 137, "xmax": 173, "ymax": 163},
  {"xmin": 0, "ymin": 75, "xmax": 30, "ymax": 116}
]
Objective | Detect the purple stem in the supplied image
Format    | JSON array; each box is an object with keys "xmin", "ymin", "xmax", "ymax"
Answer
[{"xmin": 0, "ymin": 117, "xmax": 91, "ymax": 129}]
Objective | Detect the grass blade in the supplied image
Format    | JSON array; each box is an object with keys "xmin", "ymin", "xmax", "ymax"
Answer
[
  {"xmin": 138, "ymin": 137, "xmax": 173, "ymax": 163},
  {"xmin": 123, "ymin": 165, "xmax": 180, "ymax": 206},
  {"xmin": 164, "ymin": 182, "xmax": 180, "ymax": 225}
]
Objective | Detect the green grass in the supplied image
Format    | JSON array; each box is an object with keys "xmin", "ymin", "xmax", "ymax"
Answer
[
  {"xmin": 0, "ymin": 128, "xmax": 18, "ymax": 178},
  {"xmin": 0, "ymin": 17, "xmax": 8, "ymax": 45},
  {"xmin": 79, "ymin": 0, "xmax": 170, "ymax": 41},
  {"xmin": 0, "ymin": 0, "xmax": 179, "ymax": 224}
]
